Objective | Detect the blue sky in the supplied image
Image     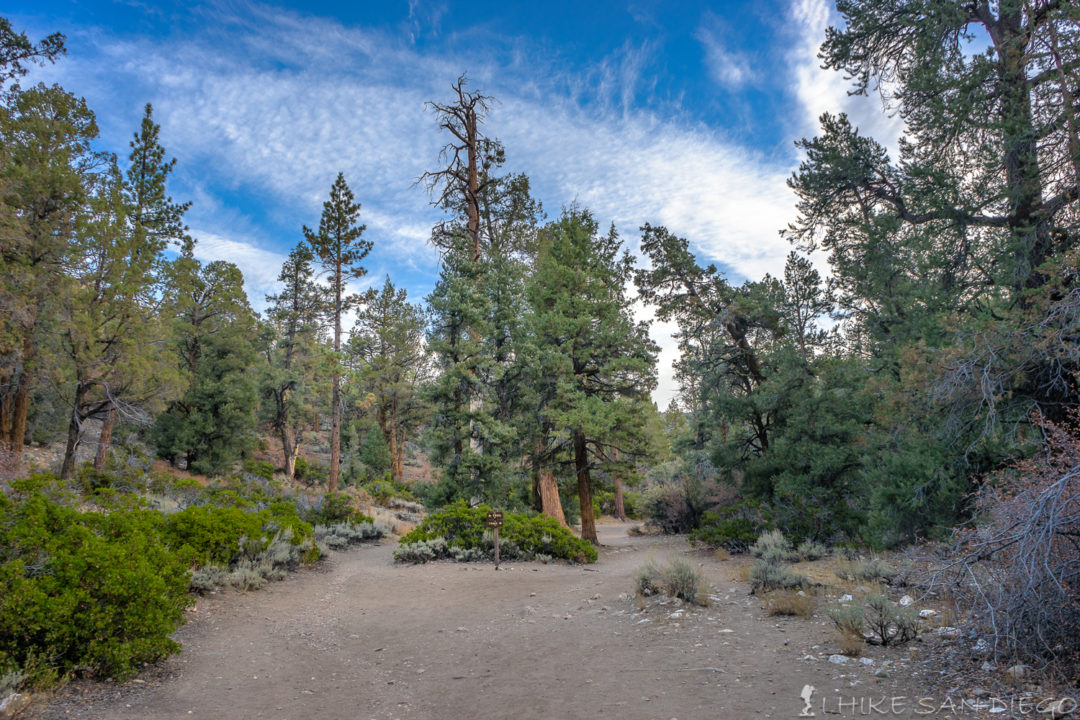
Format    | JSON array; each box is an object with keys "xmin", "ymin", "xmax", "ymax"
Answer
[{"xmin": 13, "ymin": 0, "xmax": 902, "ymax": 405}]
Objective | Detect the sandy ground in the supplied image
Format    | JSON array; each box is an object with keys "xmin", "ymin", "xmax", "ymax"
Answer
[{"xmin": 41, "ymin": 525, "xmax": 944, "ymax": 720}]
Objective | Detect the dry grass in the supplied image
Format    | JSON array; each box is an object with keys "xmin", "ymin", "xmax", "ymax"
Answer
[
  {"xmin": 836, "ymin": 630, "xmax": 865, "ymax": 657},
  {"xmin": 713, "ymin": 548, "xmax": 731, "ymax": 562},
  {"xmin": 733, "ymin": 561, "xmax": 752, "ymax": 583},
  {"xmin": 765, "ymin": 590, "xmax": 815, "ymax": 617}
]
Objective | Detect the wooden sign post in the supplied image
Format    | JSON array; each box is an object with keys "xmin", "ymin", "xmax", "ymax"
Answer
[{"xmin": 486, "ymin": 510, "xmax": 504, "ymax": 570}]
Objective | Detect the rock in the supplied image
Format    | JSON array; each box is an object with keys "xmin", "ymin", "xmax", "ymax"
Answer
[
  {"xmin": 828, "ymin": 654, "xmax": 849, "ymax": 665},
  {"xmin": 874, "ymin": 668, "xmax": 890, "ymax": 679},
  {"xmin": 1006, "ymin": 664, "xmax": 1030, "ymax": 680},
  {"xmin": 858, "ymin": 657, "xmax": 874, "ymax": 665},
  {"xmin": 918, "ymin": 609, "xmax": 937, "ymax": 618},
  {"xmin": 853, "ymin": 585, "xmax": 872, "ymax": 595},
  {"xmin": 936, "ymin": 626, "xmax": 960, "ymax": 638},
  {"xmin": 970, "ymin": 638, "xmax": 991, "ymax": 656},
  {"xmin": 0, "ymin": 693, "xmax": 22, "ymax": 713},
  {"xmin": 1043, "ymin": 699, "xmax": 1073, "ymax": 719},
  {"xmin": 898, "ymin": 595, "xmax": 914, "ymax": 607},
  {"xmin": 972, "ymin": 688, "xmax": 991, "ymax": 699},
  {"xmin": 719, "ymin": 628, "xmax": 733, "ymax": 633},
  {"xmin": 839, "ymin": 594, "xmax": 853, "ymax": 603},
  {"xmin": 981, "ymin": 661, "xmax": 995, "ymax": 672}
]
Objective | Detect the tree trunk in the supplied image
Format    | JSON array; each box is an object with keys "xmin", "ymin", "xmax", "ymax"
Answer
[
  {"xmin": 60, "ymin": 383, "xmax": 88, "ymax": 480},
  {"xmin": 533, "ymin": 435, "xmax": 566, "ymax": 526},
  {"xmin": 329, "ymin": 267, "xmax": 342, "ymax": 492},
  {"xmin": 465, "ymin": 104, "xmax": 480, "ymax": 261},
  {"xmin": 614, "ymin": 475, "xmax": 626, "ymax": 522},
  {"xmin": 390, "ymin": 424, "xmax": 404, "ymax": 481},
  {"xmin": 574, "ymin": 431, "xmax": 597, "ymax": 544},
  {"xmin": 93, "ymin": 403, "xmax": 117, "ymax": 471},
  {"xmin": 997, "ymin": 13, "xmax": 1050, "ymax": 293},
  {"xmin": 280, "ymin": 424, "xmax": 296, "ymax": 479},
  {"xmin": 330, "ymin": 367, "xmax": 341, "ymax": 492},
  {"xmin": 6, "ymin": 332, "xmax": 35, "ymax": 470}
]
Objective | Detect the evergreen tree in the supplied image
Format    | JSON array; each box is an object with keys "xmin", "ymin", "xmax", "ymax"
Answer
[
  {"xmin": 262, "ymin": 243, "xmax": 327, "ymax": 479},
  {"xmin": 425, "ymin": 243, "xmax": 503, "ymax": 501},
  {"xmin": 153, "ymin": 252, "xmax": 258, "ymax": 475},
  {"xmin": 303, "ymin": 173, "xmax": 371, "ymax": 492},
  {"xmin": 530, "ymin": 209, "xmax": 657, "ymax": 543},
  {"xmin": 0, "ymin": 17, "xmax": 65, "ymax": 88},
  {"xmin": 90, "ymin": 103, "xmax": 190, "ymax": 468},
  {"xmin": 0, "ymin": 84, "xmax": 98, "ymax": 473},
  {"xmin": 57, "ymin": 159, "xmax": 171, "ymax": 478},
  {"xmin": 348, "ymin": 276, "xmax": 428, "ymax": 481}
]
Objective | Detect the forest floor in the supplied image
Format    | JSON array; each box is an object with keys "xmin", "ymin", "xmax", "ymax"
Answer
[{"xmin": 40, "ymin": 523, "xmax": 985, "ymax": 720}]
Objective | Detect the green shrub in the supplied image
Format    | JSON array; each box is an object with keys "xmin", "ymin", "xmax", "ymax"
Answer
[
  {"xmin": 689, "ymin": 510, "xmax": 764, "ymax": 552},
  {"xmin": 293, "ymin": 457, "xmax": 327, "ymax": 486},
  {"xmin": 664, "ymin": 557, "xmax": 707, "ymax": 604},
  {"xmin": 361, "ymin": 475, "xmax": 418, "ymax": 504},
  {"xmin": 302, "ymin": 492, "xmax": 373, "ymax": 526},
  {"xmin": 749, "ymin": 558, "xmax": 808, "ymax": 593},
  {"xmin": 161, "ymin": 505, "xmax": 266, "ymax": 566},
  {"xmin": 750, "ymin": 530, "xmax": 799, "ymax": 563},
  {"xmin": 243, "ymin": 460, "xmax": 275, "ymax": 481},
  {"xmin": 635, "ymin": 561, "xmax": 664, "ymax": 596},
  {"xmin": 0, "ymin": 487, "xmax": 192, "ymax": 682},
  {"xmin": 796, "ymin": 538, "xmax": 829, "ymax": 561},
  {"xmin": 392, "ymin": 537, "xmax": 447, "ymax": 563},
  {"xmin": 314, "ymin": 521, "xmax": 385, "ymax": 552},
  {"xmin": 633, "ymin": 557, "xmax": 709, "ymax": 605},
  {"xmin": 836, "ymin": 556, "xmax": 895, "ymax": 583},
  {"xmin": 828, "ymin": 594, "xmax": 919, "ymax": 646},
  {"xmin": 396, "ymin": 501, "xmax": 596, "ymax": 563}
]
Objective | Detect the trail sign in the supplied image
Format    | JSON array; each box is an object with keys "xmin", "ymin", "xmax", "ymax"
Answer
[{"xmin": 486, "ymin": 510, "xmax": 504, "ymax": 570}]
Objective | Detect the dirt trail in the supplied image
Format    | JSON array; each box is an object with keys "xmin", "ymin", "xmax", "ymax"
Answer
[{"xmin": 44, "ymin": 525, "xmax": 923, "ymax": 720}]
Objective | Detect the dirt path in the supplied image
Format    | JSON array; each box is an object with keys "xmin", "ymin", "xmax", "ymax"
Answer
[{"xmin": 43, "ymin": 525, "xmax": 925, "ymax": 720}]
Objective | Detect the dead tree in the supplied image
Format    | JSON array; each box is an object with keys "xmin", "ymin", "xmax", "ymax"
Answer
[{"xmin": 419, "ymin": 74, "xmax": 500, "ymax": 261}]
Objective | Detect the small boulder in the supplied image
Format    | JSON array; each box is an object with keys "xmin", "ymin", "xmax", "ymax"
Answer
[
  {"xmin": 828, "ymin": 654, "xmax": 849, "ymax": 665},
  {"xmin": 1006, "ymin": 664, "xmax": 1030, "ymax": 680},
  {"xmin": 1042, "ymin": 699, "xmax": 1072, "ymax": 719},
  {"xmin": 898, "ymin": 595, "xmax": 914, "ymax": 607},
  {"xmin": 918, "ymin": 609, "xmax": 937, "ymax": 618},
  {"xmin": 839, "ymin": 594, "xmax": 853, "ymax": 603}
]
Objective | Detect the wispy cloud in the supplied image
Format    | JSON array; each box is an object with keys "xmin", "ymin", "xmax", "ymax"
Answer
[
  {"xmin": 34, "ymin": 0, "xmax": 900, "ymax": 406},
  {"xmin": 697, "ymin": 24, "xmax": 756, "ymax": 91},
  {"xmin": 786, "ymin": 0, "xmax": 904, "ymax": 151},
  {"xmin": 190, "ymin": 230, "xmax": 288, "ymax": 308}
]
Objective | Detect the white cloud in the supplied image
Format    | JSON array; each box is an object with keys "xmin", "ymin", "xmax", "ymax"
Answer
[
  {"xmin": 45, "ymin": 0, "xmax": 904, "ymax": 406},
  {"xmin": 190, "ymin": 230, "xmax": 288, "ymax": 309},
  {"xmin": 787, "ymin": 0, "xmax": 905, "ymax": 152},
  {"xmin": 697, "ymin": 25, "xmax": 755, "ymax": 91}
]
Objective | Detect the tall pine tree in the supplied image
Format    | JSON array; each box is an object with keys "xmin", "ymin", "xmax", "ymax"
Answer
[{"xmin": 303, "ymin": 173, "xmax": 371, "ymax": 492}]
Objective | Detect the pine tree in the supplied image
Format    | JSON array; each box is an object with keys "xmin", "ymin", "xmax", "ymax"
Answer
[
  {"xmin": 0, "ymin": 17, "xmax": 65, "ymax": 88},
  {"xmin": 530, "ymin": 209, "xmax": 657, "ymax": 543},
  {"xmin": 88, "ymin": 103, "xmax": 190, "ymax": 469},
  {"xmin": 58, "ymin": 158, "xmax": 171, "ymax": 478},
  {"xmin": 262, "ymin": 243, "xmax": 326, "ymax": 479},
  {"xmin": 303, "ymin": 173, "xmax": 371, "ymax": 492},
  {"xmin": 154, "ymin": 252, "xmax": 258, "ymax": 475},
  {"xmin": 348, "ymin": 276, "xmax": 428, "ymax": 480},
  {"xmin": 0, "ymin": 84, "xmax": 98, "ymax": 474}
]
